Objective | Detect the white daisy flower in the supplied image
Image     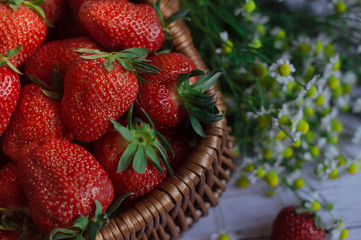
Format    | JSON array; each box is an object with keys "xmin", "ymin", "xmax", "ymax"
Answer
[
  {"xmin": 250, "ymin": 13, "xmax": 270, "ymax": 24},
  {"xmin": 211, "ymin": 231, "xmax": 238, "ymax": 240},
  {"xmin": 247, "ymin": 106, "xmax": 273, "ymax": 118},
  {"xmin": 291, "ymin": 109, "xmax": 304, "ymax": 134},
  {"xmin": 343, "ymin": 71, "xmax": 357, "ymax": 86},
  {"xmin": 317, "ymin": 137, "xmax": 328, "ymax": 149},
  {"xmin": 352, "ymin": 98, "xmax": 361, "ymax": 113},
  {"xmin": 292, "ymin": 35, "xmax": 314, "ymax": 55},
  {"xmin": 269, "ymin": 59, "xmax": 296, "ymax": 85},
  {"xmin": 215, "ymin": 31, "xmax": 233, "ymax": 54},
  {"xmin": 351, "ymin": 126, "xmax": 361, "ymax": 144},
  {"xmin": 295, "ymin": 75, "xmax": 319, "ymax": 103},
  {"xmin": 325, "ymin": 145, "xmax": 340, "ymax": 160}
]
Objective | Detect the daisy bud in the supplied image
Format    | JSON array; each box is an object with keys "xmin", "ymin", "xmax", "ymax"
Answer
[
  {"xmin": 277, "ymin": 64, "xmax": 291, "ymax": 76},
  {"xmin": 252, "ymin": 63, "xmax": 268, "ymax": 78},
  {"xmin": 332, "ymin": 59, "xmax": 341, "ymax": 70},
  {"xmin": 306, "ymin": 85, "xmax": 317, "ymax": 98},
  {"xmin": 296, "ymin": 120, "xmax": 309, "ymax": 134},
  {"xmin": 293, "ymin": 178, "xmax": 305, "ymax": 189},
  {"xmin": 307, "ymin": 132, "xmax": 315, "ymax": 143},
  {"xmin": 334, "ymin": 1, "xmax": 347, "ymax": 14},
  {"xmin": 275, "ymin": 130, "xmax": 287, "ymax": 141},
  {"xmin": 347, "ymin": 163, "xmax": 358, "ymax": 174},
  {"xmin": 244, "ymin": 0, "xmax": 256, "ymax": 13},
  {"xmin": 310, "ymin": 145, "xmax": 320, "ymax": 157},
  {"xmin": 221, "ymin": 40, "xmax": 234, "ymax": 54},
  {"xmin": 218, "ymin": 234, "xmax": 230, "ymax": 240},
  {"xmin": 331, "ymin": 118, "xmax": 343, "ymax": 132},
  {"xmin": 292, "ymin": 139, "xmax": 301, "ymax": 148},
  {"xmin": 314, "ymin": 95, "xmax": 325, "ymax": 106},
  {"xmin": 315, "ymin": 41, "xmax": 323, "ymax": 54},
  {"xmin": 283, "ymin": 147, "xmax": 294, "ymax": 158},
  {"xmin": 325, "ymin": 44, "xmax": 335, "ymax": 57},
  {"xmin": 340, "ymin": 228, "xmax": 349, "ymax": 239},
  {"xmin": 264, "ymin": 170, "xmax": 279, "ymax": 187},
  {"xmin": 237, "ymin": 176, "xmax": 250, "ymax": 188},
  {"xmin": 263, "ymin": 149, "xmax": 272, "ymax": 159},
  {"xmin": 333, "ymin": 87, "xmax": 343, "ymax": 97},
  {"xmin": 304, "ymin": 107, "xmax": 315, "ymax": 116},
  {"xmin": 255, "ymin": 24, "xmax": 266, "ymax": 36},
  {"xmin": 342, "ymin": 84, "xmax": 352, "ymax": 94},
  {"xmin": 327, "ymin": 136, "xmax": 339, "ymax": 144},
  {"xmin": 278, "ymin": 116, "xmax": 289, "ymax": 126},
  {"xmin": 256, "ymin": 168, "xmax": 266, "ymax": 177},
  {"xmin": 311, "ymin": 201, "xmax": 321, "ymax": 211},
  {"xmin": 243, "ymin": 164, "xmax": 254, "ymax": 173},
  {"xmin": 329, "ymin": 168, "xmax": 339, "ymax": 179},
  {"xmin": 327, "ymin": 75, "xmax": 340, "ymax": 89}
]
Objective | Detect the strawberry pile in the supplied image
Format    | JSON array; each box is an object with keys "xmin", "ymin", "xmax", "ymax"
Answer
[{"xmin": 0, "ymin": 0, "xmax": 223, "ymax": 239}]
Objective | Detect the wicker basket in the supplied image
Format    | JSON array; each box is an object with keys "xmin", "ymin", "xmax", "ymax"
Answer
[{"xmin": 95, "ymin": 1, "xmax": 237, "ymax": 239}]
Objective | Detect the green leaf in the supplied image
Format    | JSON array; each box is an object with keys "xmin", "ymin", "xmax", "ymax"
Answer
[
  {"xmin": 190, "ymin": 115, "xmax": 207, "ymax": 137},
  {"xmin": 118, "ymin": 59, "xmax": 136, "ymax": 72},
  {"xmin": 86, "ymin": 221, "xmax": 100, "ymax": 240},
  {"xmin": 112, "ymin": 120, "xmax": 134, "ymax": 142},
  {"xmin": 22, "ymin": 2, "xmax": 46, "ymax": 19},
  {"xmin": 75, "ymin": 48, "xmax": 102, "ymax": 54},
  {"xmin": 132, "ymin": 145, "xmax": 147, "ymax": 174},
  {"xmin": 51, "ymin": 63, "xmax": 64, "ymax": 97},
  {"xmin": 26, "ymin": 74, "xmax": 52, "ymax": 90},
  {"xmin": 106, "ymin": 192, "xmax": 134, "ymax": 217},
  {"xmin": 116, "ymin": 48, "xmax": 150, "ymax": 59},
  {"xmin": 156, "ymin": 132, "xmax": 174, "ymax": 158},
  {"xmin": 132, "ymin": 61, "xmax": 160, "ymax": 73},
  {"xmin": 49, "ymin": 228, "xmax": 82, "ymax": 240},
  {"xmin": 6, "ymin": 45, "xmax": 22, "ymax": 58},
  {"xmin": 103, "ymin": 57, "xmax": 114, "ymax": 72},
  {"xmin": 156, "ymin": 144, "xmax": 173, "ymax": 176},
  {"xmin": 94, "ymin": 200, "xmax": 102, "ymax": 221},
  {"xmin": 127, "ymin": 105, "xmax": 134, "ymax": 130},
  {"xmin": 187, "ymin": 104, "xmax": 224, "ymax": 123},
  {"xmin": 176, "ymin": 70, "xmax": 204, "ymax": 89},
  {"xmin": 191, "ymin": 70, "xmax": 223, "ymax": 92},
  {"xmin": 167, "ymin": 9, "xmax": 190, "ymax": 25},
  {"xmin": 314, "ymin": 215, "xmax": 322, "ymax": 229},
  {"xmin": 117, "ymin": 143, "xmax": 138, "ymax": 173},
  {"xmin": 5, "ymin": 60, "xmax": 22, "ymax": 75},
  {"xmin": 72, "ymin": 216, "xmax": 89, "ymax": 231},
  {"xmin": 79, "ymin": 54, "xmax": 109, "ymax": 60},
  {"xmin": 294, "ymin": 207, "xmax": 312, "ymax": 214},
  {"xmin": 41, "ymin": 89, "xmax": 61, "ymax": 100},
  {"xmin": 144, "ymin": 145, "xmax": 164, "ymax": 175}
]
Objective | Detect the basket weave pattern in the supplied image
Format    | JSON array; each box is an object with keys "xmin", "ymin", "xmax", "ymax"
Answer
[{"xmin": 96, "ymin": 1, "xmax": 237, "ymax": 239}]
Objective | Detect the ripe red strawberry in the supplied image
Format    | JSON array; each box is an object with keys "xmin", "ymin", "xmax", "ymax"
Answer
[
  {"xmin": 79, "ymin": 0, "xmax": 164, "ymax": 53},
  {"xmin": 137, "ymin": 52, "xmax": 223, "ymax": 135},
  {"xmin": 159, "ymin": 128, "xmax": 191, "ymax": 170},
  {"xmin": 93, "ymin": 109, "xmax": 173, "ymax": 199},
  {"xmin": 41, "ymin": 0, "xmax": 66, "ymax": 25},
  {"xmin": 0, "ymin": 2, "xmax": 47, "ymax": 67},
  {"xmin": 17, "ymin": 138, "xmax": 114, "ymax": 233},
  {"xmin": 0, "ymin": 231, "xmax": 18, "ymax": 240},
  {"xmin": 0, "ymin": 163, "xmax": 26, "ymax": 208},
  {"xmin": 0, "ymin": 48, "xmax": 21, "ymax": 137},
  {"xmin": 1, "ymin": 84, "xmax": 73, "ymax": 162},
  {"xmin": 60, "ymin": 48, "xmax": 158, "ymax": 142},
  {"xmin": 271, "ymin": 206, "xmax": 325, "ymax": 240},
  {"xmin": 24, "ymin": 36, "xmax": 101, "ymax": 85}
]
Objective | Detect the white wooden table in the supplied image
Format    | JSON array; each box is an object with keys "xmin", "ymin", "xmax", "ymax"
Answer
[{"xmin": 182, "ymin": 120, "xmax": 361, "ymax": 240}]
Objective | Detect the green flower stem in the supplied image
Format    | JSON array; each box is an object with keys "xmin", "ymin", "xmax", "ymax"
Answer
[
  {"xmin": 294, "ymin": 78, "xmax": 307, "ymax": 90},
  {"xmin": 279, "ymin": 125, "xmax": 296, "ymax": 143},
  {"xmin": 255, "ymin": 77, "xmax": 264, "ymax": 107}
]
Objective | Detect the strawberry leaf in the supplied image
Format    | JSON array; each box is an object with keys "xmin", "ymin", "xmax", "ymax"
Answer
[
  {"xmin": 6, "ymin": 45, "xmax": 22, "ymax": 58},
  {"xmin": 133, "ymin": 145, "xmax": 147, "ymax": 174},
  {"xmin": 72, "ymin": 216, "xmax": 89, "ymax": 231},
  {"xmin": 191, "ymin": 70, "xmax": 223, "ymax": 92},
  {"xmin": 167, "ymin": 9, "xmax": 190, "ymax": 25},
  {"xmin": 112, "ymin": 120, "xmax": 134, "ymax": 142},
  {"xmin": 116, "ymin": 48, "xmax": 150, "ymax": 59},
  {"xmin": 144, "ymin": 145, "xmax": 164, "ymax": 175},
  {"xmin": 106, "ymin": 192, "xmax": 134, "ymax": 217},
  {"xmin": 177, "ymin": 70, "xmax": 204, "ymax": 89},
  {"xmin": 117, "ymin": 143, "xmax": 138, "ymax": 173},
  {"xmin": 190, "ymin": 115, "xmax": 207, "ymax": 137}
]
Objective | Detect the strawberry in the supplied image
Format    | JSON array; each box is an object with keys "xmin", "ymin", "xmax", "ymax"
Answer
[
  {"xmin": 159, "ymin": 128, "xmax": 191, "ymax": 170},
  {"xmin": 79, "ymin": 0, "xmax": 164, "ymax": 53},
  {"xmin": 93, "ymin": 107, "xmax": 173, "ymax": 199},
  {"xmin": 0, "ymin": 1, "xmax": 47, "ymax": 67},
  {"xmin": 1, "ymin": 84, "xmax": 73, "ymax": 162},
  {"xmin": 41, "ymin": 0, "xmax": 66, "ymax": 25},
  {"xmin": 66, "ymin": 0, "xmax": 88, "ymax": 33},
  {"xmin": 0, "ymin": 231, "xmax": 18, "ymax": 240},
  {"xmin": 271, "ymin": 206, "xmax": 325, "ymax": 240},
  {"xmin": 17, "ymin": 138, "xmax": 114, "ymax": 234},
  {"xmin": 0, "ymin": 47, "xmax": 21, "ymax": 137},
  {"xmin": 0, "ymin": 163, "xmax": 26, "ymax": 208},
  {"xmin": 60, "ymin": 48, "xmax": 159, "ymax": 142},
  {"xmin": 137, "ymin": 52, "xmax": 224, "ymax": 135},
  {"xmin": 24, "ymin": 36, "xmax": 101, "ymax": 85}
]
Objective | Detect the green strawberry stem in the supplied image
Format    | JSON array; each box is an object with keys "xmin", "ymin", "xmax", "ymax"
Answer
[
  {"xmin": 49, "ymin": 192, "xmax": 133, "ymax": 240},
  {"xmin": 0, "ymin": 45, "xmax": 22, "ymax": 74},
  {"xmin": 177, "ymin": 70, "xmax": 225, "ymax": 137},
  {"xmin": 152, "ymin": 0, "xmax": 190, "ymax": 39},
  {"xmin": 112, "ymin": 105, "xmax": 174, "ymax": 176},
  {"xmin": 27, "ymin": 63, "xmax": 64, "ymax": 100},
  {"xmin": 75, "ymin": 48, "xmax": 160, "ymax": 73}
]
